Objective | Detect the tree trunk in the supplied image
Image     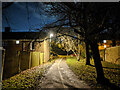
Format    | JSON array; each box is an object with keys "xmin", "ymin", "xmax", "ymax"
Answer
[
  {"xmin": 72, "ymin": 50, "xmax": 79, "ymax": 61},
  {"xmin": 89, "ymin": 40, "xmax": 106, "ymax": 83},
  {"xmin": 77, "ymin": 45, "xmax": 81, "ymax": 61},
  {"xmin": 78, "ymin": 50, "xmax": 82, "ymax": 61},
  {"xmin": 77, "ymin": 53, "xmax": 80, "ymax": 61},
  {"xmin": 112, "ymin": 39, "xmax": 116, "ymax": 46},
  {"xmin": 85, "ymin": 40, "xmax": 90, "ymax": 65}
]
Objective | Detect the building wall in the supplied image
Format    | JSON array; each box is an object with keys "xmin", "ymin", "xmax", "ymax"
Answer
[
  {"xmin": 2, "ymin": 39, "xmax": 49, "ymax": 80},
  {"xmin": 3, "ymin": 41, "xmax": 22, "ymax": 79},
  {"xmin": 22, "ymin": 41, "xmax": 30, "ymax": 51},
  {"xmin": 35, "ymin": 42, "xmax": 44, "ymax": 52}
]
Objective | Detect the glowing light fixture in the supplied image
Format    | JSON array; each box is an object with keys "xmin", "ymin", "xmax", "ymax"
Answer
[
  {"xmin": 103, "ymin": 40, "xmax": 107, "ymax": 43},
  {"xmin": 104, "ymin": 45, "xmax": 106, "ymax": 48},
  {"xmin": 50, "ymin": 33, "xmax": 53, "ymax": 37},
  {"xmin": 16, "ymin": 40, "xmax": 20, "ymax": 44}
]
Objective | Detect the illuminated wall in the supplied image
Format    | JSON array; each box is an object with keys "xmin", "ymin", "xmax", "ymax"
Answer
[
  {"xmin": 2, "ymin": 39, "xmax": 50, "ymax": 80},
  {"xmin": 105, "ymin": 46, "xmax": 120, "ymax": 65}
]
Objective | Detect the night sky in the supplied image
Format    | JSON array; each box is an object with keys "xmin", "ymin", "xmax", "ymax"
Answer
[{"xmin": 2, "ymin": 2, "xmax": 57, "ymax": 32}]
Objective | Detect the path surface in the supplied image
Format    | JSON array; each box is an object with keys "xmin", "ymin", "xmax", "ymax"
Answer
[{"xmin": 38, "ymin": 58, "xmax": 90, "ymax": 88}]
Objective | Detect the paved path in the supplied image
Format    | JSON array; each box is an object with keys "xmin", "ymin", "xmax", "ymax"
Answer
[{"xmin": 38, "ymin": 58, "xmax": 90, "ymax": 89}]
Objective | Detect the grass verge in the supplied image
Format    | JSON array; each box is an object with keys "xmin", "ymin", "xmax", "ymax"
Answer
[
  {"xmin": 67, "ymin": 57, "xmax": 120, "ymax": 89},
  {"xmin": 2, "ymin": 59, "xmax": 56, "ymax": 89}
]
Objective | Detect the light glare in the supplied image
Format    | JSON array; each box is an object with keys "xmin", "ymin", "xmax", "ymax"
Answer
[
  {"xmin": 50, "ymin": 33, "xmax": 53, "ymax": 37},
  {"xmin": 104, "ymin": 45, "xmax": 106, "ymax": 48},
  {"xmin": 103, "ymin": 40, "xmax": 107, "ymax": 43},
  {"xmin": 16, "ymin": 40, "xmax": 20, "ymax": 44}
]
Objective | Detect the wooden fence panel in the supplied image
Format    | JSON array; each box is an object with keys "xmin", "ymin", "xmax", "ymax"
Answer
[
  {"xmin": 20, "ymin": 51, "xmax": 30, "ymax": 71},
  {"xmin": 3, "ymin": 53, "xmax": 19, "ymax": 80},
  {"xmin": 3, "ymin": 51, "xmax": 44, "ymax": 80},
  {"xmin": 31, "ymin": 52, "xmax": 40, "ymax": 67},
  {"xmin": 40, "ymin": 53, "xmax": 44, "ymax": 64}
]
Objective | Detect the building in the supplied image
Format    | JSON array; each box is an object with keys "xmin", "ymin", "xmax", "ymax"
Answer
[{"xmin": 2, "ymin": 31, "xmax": 50, "ymax": 79}]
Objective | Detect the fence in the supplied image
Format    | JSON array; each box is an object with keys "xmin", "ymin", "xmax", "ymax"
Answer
[
  {"xmin": 105, "ymin": 46, "xmax": 120, "ymax": 64},
  {"xmin": 100, "ymin": 46, "xmax": 120, "ymax": 65},
  {"xmin": 3, "ymin": 51, "xmax": 44, "ymax": 80}
]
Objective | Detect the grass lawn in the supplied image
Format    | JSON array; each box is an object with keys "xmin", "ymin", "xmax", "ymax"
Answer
[
  {"xmin": 67, "ymin": 57, "xmax": 120, "ymax": 89},
  {"xmin": 2, "ymin": 59, "xmax": 56, "ymax": 89}
]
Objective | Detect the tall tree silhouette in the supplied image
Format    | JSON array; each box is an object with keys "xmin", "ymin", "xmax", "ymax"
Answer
[{"xmin": 44, "ymin": 2, "xmax": 120, "ymax": 83}]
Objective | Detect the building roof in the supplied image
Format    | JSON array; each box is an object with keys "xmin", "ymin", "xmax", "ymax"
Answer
[{"xmin": 2, "ymin": 31, "xmax": 47, "ymax": 41}]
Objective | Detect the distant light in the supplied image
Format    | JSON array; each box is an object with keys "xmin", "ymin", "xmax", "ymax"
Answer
[
  {"xmin": 104, "ymin": 45, "xmax": 106, "ymax": 48},
  {"xmin": 16, "ymin": 40, "xmax": 20, "ymax": 44},
  {"xmin": 103, "ymin": 40, "xmax": 107, "ymax": 43},
  {"xmin": 74, "ymin": 36, "xmax": 77, "ymax": 38},
  {"xmin": 50, "ymin": 33, "xmax": 53, "ymax": 37}
]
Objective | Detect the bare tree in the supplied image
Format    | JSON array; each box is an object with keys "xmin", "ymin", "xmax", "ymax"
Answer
[
  {"xmin": 43, "ymin": 2, "xmax": 120, "ymax": 84},
  {"xmin": 58, "ymin": 33, "xmax": 85, "ymax": 61}
]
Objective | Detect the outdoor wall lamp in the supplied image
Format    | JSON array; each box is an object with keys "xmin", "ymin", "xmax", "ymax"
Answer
[
  {"xmin": 16, "ymin": 40, "xmax": 20, "ymax": 44},
  {"xmin": 103, "ymin": 40, "xmax": 107, "ymax": 43},
  {"xmin": 50, "ymin": 33, "xmax": 53, "ymax": 38}
]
